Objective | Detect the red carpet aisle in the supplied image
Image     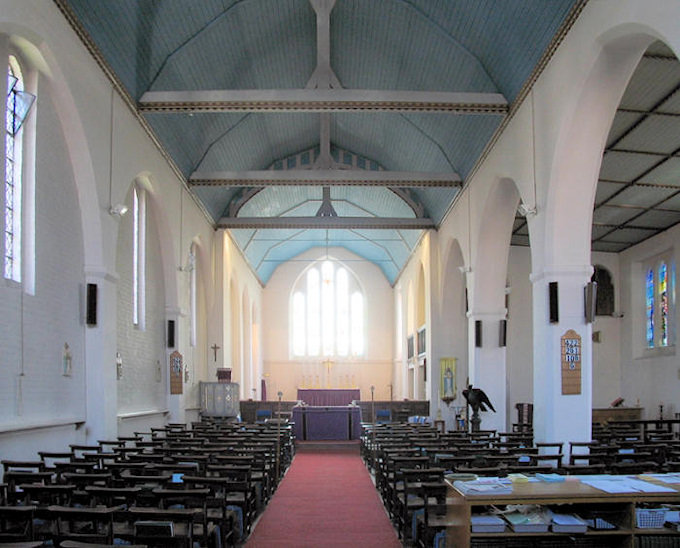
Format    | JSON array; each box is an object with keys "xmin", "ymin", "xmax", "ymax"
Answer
[{"xmin": 245, "ymin": 441, "xmax": 401, "ymax": 547}]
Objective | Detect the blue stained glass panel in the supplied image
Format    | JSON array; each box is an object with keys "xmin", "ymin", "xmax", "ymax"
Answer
[
  {"xmin": 659, "ymin": 262, "xmax": 668, "ymax": 347},
  {"xmin": 646, "ymin": 269, "xmax": 654, "ymax": 348}
]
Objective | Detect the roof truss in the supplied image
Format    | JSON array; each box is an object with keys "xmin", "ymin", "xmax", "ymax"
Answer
[
  {"xmin": 139, "ymin": 89, "xmax": 508, "ymax": 114},
  {"xmin": 190, "ymin": 169, "xmax": 462, "ymax": 187},
  {"xmin": 217, "ymin": 216, "xmax": 436, "ymax": 229}
]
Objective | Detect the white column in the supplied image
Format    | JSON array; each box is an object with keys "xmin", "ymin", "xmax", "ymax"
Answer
[
  {"xmin": 84, "ymin": 270, "xmax": 119, "ymax": 441},
  {"xmin": 166, "ymin": 307, "xmax": 186, "ymax": 425},
  {"xmin": 531, "ymin": 266, "xmax": 593, "ymax": 446},
  {"xmin": 467, "ymin": 311, "xmax": 507, "ymax": 433}
]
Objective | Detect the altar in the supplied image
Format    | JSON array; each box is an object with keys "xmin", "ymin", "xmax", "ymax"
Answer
[
  {"xmin": 292, "ymin": 406, "xmax": 362, "ymax": 441},
  {"xmin": 296, "ymin": 388, "xmax": 360, "ymax": 406}
]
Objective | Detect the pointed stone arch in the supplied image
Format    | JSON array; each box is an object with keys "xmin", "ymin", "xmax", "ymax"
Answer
[{"xmin": 435, "ymin": 238, "xmax": 468, "ymax": 428}]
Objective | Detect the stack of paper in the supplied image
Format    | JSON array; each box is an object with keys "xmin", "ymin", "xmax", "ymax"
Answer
[
  {"xmin": 471, "ymin": 515, "xmax": 506, "ymax": 533},
  {"xmin": 551, "ymin": 513, "xmax": 588, "ymax": 533},
  {"xmin": 504, "ymin": 511, "xmax": 549, "ymax": 533},
  {"xmin": 536, "ymin": 472, "xmax": 565, "ymax": 482},
  {"xmin": 453, "ymin": 479, "xmax": 513, "ymax": 495},
  {"xmin": 507, "ymin": 473, "xmax": 530, "ymax": 483}
]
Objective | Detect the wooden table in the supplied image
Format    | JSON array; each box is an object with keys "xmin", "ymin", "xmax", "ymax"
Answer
[{"xmin": 446, "ymin": 474, "xmax": 680, "ymax": 546}]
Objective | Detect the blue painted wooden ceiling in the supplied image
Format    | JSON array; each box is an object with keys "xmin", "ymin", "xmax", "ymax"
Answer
[{"xmin": 62, "ymin": 0, "xmax": 578, "ymax": 284}]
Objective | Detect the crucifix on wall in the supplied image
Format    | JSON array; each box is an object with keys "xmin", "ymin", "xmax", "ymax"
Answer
[{"xmin": 211, "ymin": 343, "xmax": 221, "ymax": 362}]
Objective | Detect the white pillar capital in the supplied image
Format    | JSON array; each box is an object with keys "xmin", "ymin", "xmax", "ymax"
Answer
[{"xmin": 530, "ymin": 264, "xmax": 594, "ymax": 284}]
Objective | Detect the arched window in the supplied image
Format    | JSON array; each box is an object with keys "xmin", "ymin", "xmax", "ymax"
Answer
[
  {"xmin": 132, "ymin": 185, "xmax": 146, "ymax": 329},
  {"xmin": 189, "ymin": 242, "xmax": 197, "ymax": 347},
  {"xmin": 591, "ymin": 265, "xmax": 614, "ymax": 316},
  {"xmin": 291, "ymin": 260, "xmax": 364, "ymax": 358},
  {"xmin": 4, "ymin": 54, "xmax": 35, "ymax": 283},
  {"xmin": 659, "ymin": 262, "xmax": 668, "ymax": 347},
  {"xmin": 646, "ymin": 268, "xmax": 654, "ymax": 348},
  {"xmin": 644, "ymin": 254, "xmax": 675, "ymax": 349}
]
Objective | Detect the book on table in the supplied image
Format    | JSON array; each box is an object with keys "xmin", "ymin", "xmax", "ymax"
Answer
[
  {"xmin": 453, "ymin": 479, "xmax": 512, "ymax": 495},
  {"xmin": 504, "ymin": 511, "xmax": 549, "ymax": 533},
  {"xmin": 551, "ymin": 513, "xmax": 588, "ymax": 533},
  {"xmin": 471, "ymin": 514, "xmax": 506, "ymax": 533}
]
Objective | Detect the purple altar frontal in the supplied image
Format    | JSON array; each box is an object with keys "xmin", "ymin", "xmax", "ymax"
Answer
[{"xmin": 292, "ymin": 406, "xmax": 362, "ymax": 441}]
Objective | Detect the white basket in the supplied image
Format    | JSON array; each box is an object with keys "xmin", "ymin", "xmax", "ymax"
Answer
[{"xmin": 635, "ymin": 508, "xmax": 667, "ymax": 529}]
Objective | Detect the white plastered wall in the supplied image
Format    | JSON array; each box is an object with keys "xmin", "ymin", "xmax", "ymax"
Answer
[
  {"xmin": 618, "ymin": 225, "xmax": 680, "ymax": 420},
  {"xmin": 0, "ymin": 0, "xmax": 234, "ymax": 461},
  {"xmin": 261, "ymin": 247, "xmax": 393, "ymax": 401}
]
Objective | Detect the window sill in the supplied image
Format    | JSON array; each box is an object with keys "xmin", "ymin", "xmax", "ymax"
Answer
[
  {"xmin": 1, "ymin": 277, "xmax": 22, "ymax": 290},
  {"xmin": 638, "ymin": 345, "xmax": 676, "ymax": 359},
  {"xmin": 0, "ymin": 417, "xmax": 85, "ymax": 434}
]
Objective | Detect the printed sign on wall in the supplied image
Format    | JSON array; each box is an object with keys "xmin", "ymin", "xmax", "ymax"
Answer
[
  {"xmin": 170, "ymin": 350, "xmax": 183, "ymax": 395},
  {"xmin": 561, "ymin": 329, "xmax": 581, "ymax": 395}
]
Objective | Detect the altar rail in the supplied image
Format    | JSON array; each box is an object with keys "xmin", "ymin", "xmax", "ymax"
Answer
[
  {"xmin": 240, "ymin": 401, "xmax": 298, "ymax": 423},
  {"xmin": 354, "ymin": 400, "xmax": 430, "ymax": 423},
  {"xmin": 240, "ymin": 400, "xmax": 430, "ymax": 424}
]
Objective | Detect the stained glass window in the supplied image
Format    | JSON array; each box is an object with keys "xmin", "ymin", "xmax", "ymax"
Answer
[
  {"xmin": 659, "ymin": 262, "xmax": 668, "ymax": 347},
  {"xmin": 645, "ymin": 257, "xmax": 676, "ymax": 350},
  {"xmin": 291, "ymin": 260, "xmax": 364, "ymax": 357},
  {"xmin": 646, "ymin": 268, "xmax": 654, "ymax": 348}
]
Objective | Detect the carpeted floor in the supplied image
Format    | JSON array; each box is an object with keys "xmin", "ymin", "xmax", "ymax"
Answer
[{"xmin": 245, "ymin": 441, "xmax": 401, "ymax": 547}]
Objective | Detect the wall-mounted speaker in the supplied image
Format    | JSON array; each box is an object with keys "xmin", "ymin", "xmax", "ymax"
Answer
[
  {"xmin": 167, "ymin": 320, "xmax": 175, "ymax": 348},
  {"xmin": 499, "ymin": 319, "xmax": 507, "ymax": 347},
  {"xmin": 86, "ymin": 283, "xmax": 97, "ymax": 326},
  {"xmin": 549, "ymin": 281, "xmax": 559, "ymax": 323},
  {"xmin": 475, "ymin": 320, "xmax": 482, "ymax": 348},
  {"xmin": 585, "ymin": 281, "xmax": 598, "ymax": 323}
]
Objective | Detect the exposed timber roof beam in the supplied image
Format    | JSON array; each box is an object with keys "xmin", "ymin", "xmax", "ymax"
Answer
[
  {"xmin": 190, "ymin": 170, "xmax": 462, "ymax": 187},
  {"xmin": 217, "ymin": 216, "xmax": 436, "ymax": 230},
  {"xmin": 307, "ymin": 0, "xmax": 340, "ymax": 90},
  {"xmin": 138, "ymin": 89, "xmax": 508, "ymax": 114}
]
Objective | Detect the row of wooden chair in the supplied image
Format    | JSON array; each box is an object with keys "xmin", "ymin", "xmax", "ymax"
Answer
[
  {"xmin": 361, "ymin": 420, "xmax": 680, "ymax": 545},
  {"xmin": 1, "ymin": 417, "xmax": 295, "ymax": 547}
]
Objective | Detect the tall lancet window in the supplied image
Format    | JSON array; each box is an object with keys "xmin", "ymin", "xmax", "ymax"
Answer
[
  {"xmin": 646, "ymin": 268, "xmax": 654, "ymax": 348},
  {"xmin": 132, "ymin": 186, "xmax": 146, "ymax": 329},
  {"xmin": 644, "ymin": 254, "xmax": 675, "ymax": 350},
  {"xmin": 291, "ymin": 260, "xmax": 364, "ymax": 358},
  {"xmin": 4, "ymin": 55, "xmax": 34, "ymax": 284},
  {"xmin": 659, "ymin": 261, "xmax": 668, "ymax": 347},
  {"xmin": 189, "ymin": 242, "xmax": 197, "ymax": 347}
]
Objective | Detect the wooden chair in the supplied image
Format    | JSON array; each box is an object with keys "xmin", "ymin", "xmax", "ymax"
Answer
[
  {"xmin": 184, "ymin": 472, "xmax": 255, "ymax": 539},
  {"xmin": 0, "ymin": 505, "xmax": 36, "ymax": 543},
  {"xmin": 45, "ymin": 505, "xmax": 122, "ymax": 546},
  {"xmin": 384, "ymin": 456, "xmax": 429, "ymax": 521},
  {"xmin": 3, "ymin": 471, "xmax": 53, "ymax": 504},
  {"xmin": 151, "ymin": 486, "xmax": 213, "ymax": 547},
  {"xmin": 395, "ymin": 467, "xmax": 445, "ymax": 541},
  {"xmin": 415, "ymin": 481, "xmax": 448, "ymax": 548},
  {"xmin": 151, "ymin": 481, "xmax": 233, "ymax": 547},
  {"xmin": 84, "ymin": 486, "xmax": 142, "ymax": 508},
  {"xmin": 123, "ymin": 507, "xmax": 202, "ymax": 548},
  {"xmin": 38, "ymin": 451, "xmax": 73, "ymax": 473},
  {"xmin": 18, "ymin": 483, "xmax": 76, "ymax": 506},
  {"xmin": 60, "ymin": 540, "xmax": 148, "ymax": 548}
]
